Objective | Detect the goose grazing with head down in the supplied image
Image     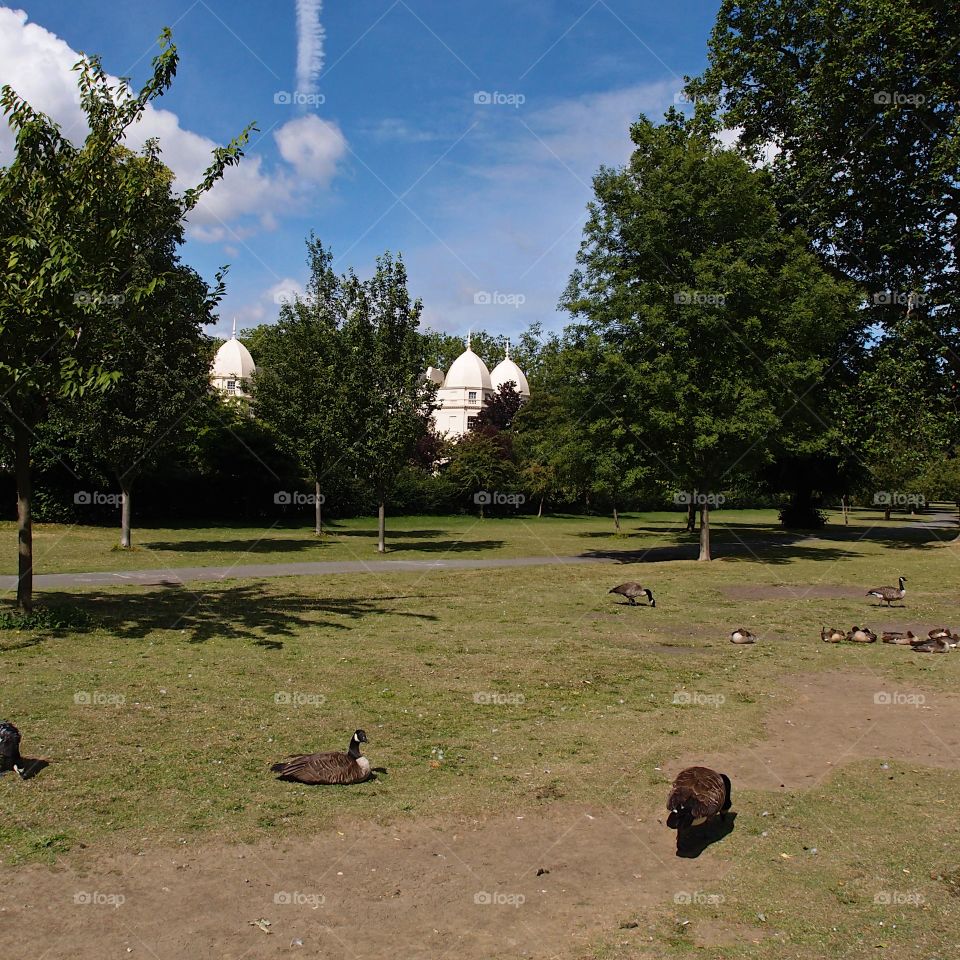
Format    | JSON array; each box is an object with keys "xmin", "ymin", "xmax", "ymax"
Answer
[
  {"xmin": 912, "ymin": 636, "xmax": 950, "ymax": 654},
  {"xmin": 667, "ymin": 766, "xmax": 732, "ymax": 832},
  {"xmin": 609, "ymin": 582, "xmax": 656, "ymax": 607},
  {"xmin": 730, "ymin": 628, "xmax": 756, "ymax": 644},
  {"xmin": 847, "ymin": 626, "xmax": 877, "ymax": 643},
  {"xmin": 0, "ymin": 721, "xmax": 26, "ymax": 778},
  {"xmin": 866, "ymin": 576, "xmax": 907, "ymax": 607},
  {"xmin": 821, "ymin": 626, "xmax": 846, "ymax": 643},
  {"xmin": 882, "ymin": 630, "xmax": 917, "ymax": 645},
  {"xmin": 271, "ymin": 729, "xmax": 372, "ymax": 785}
]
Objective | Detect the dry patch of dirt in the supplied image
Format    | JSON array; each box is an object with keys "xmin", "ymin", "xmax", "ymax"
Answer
[
  {"xmin": 673, "ymin": 670, "xmax": 960, "ymax": 791},
  {"xmin": 0, "ymin": 808, "xmax": 726, "ymax": 960}
]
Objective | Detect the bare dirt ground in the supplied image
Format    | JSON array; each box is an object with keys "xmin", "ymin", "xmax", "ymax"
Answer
[{"xmin": 4, "ymin": 670, "xmax": 960, "ymax": 960}]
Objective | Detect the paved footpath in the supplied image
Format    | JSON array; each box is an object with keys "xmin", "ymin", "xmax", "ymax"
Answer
[{"xmin": 1, "ymin": 514, "xmax": 955, "ymax": 592}]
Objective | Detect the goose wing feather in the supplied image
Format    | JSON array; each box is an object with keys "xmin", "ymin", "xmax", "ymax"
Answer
[
  {"xmin": 666, "ymin": 766, "xmax": 727, "ymax": 822},
  {"xmin": 271, "ymin": 750, "xmax": 367, "ymax": 785}
]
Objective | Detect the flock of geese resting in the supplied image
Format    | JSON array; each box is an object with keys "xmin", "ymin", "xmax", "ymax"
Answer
[{"xmin": 0, "ymin": 572, "xmax": 950, "ymax": 849}]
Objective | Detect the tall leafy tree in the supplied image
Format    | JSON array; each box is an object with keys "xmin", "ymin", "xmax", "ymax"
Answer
[
  {"xmin": 348, "ymin": 253, "xmax": 435, "ymax": 552},
  {"xmin": 563, "ymin": 113, "xmax": 859, "ymax": 559},
  {"xmin": 253, "ymin": 238, "xmax": 350, "ymax": 535},
  {"xmin": 0, "ymin": 30, "xmax": 251, "ymax": 608}
]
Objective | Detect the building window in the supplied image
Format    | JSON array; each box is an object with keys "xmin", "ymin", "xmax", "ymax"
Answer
[
  {"xmin": 467, "ymin": 416, "xmax": 478, "ymax": 430},
  {"xmin": 226, "ymin": 379, "xmax": 236, "ymax": 395},
  {"xmin": 468, "ymin": 390, "xmax": 477, "ymax": 402}
]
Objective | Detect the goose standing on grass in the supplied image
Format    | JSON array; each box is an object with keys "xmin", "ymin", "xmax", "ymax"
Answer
[
  {"xmin": 271, "ymin": 729, "xmax": 372, "ymax": 785},
  {"xmin": 609, "ymin": 583, "xmax": 656, "ymax": 607},
  {"xmin": 912, "ymin": 636, "xmax": 950, "ymax": 654},
  {"xmin": 866, "ymin": 577, "xmax": 907, "ymax": 607},
  {"xmin": 0, "ymin": 722, "xmax": 26, "ymax": 778},
  {"xmin": 882, "ymin": 630, "xmax": 917, "ymax": 645},
  {"xmin": 667, "ymin": 766, "xmax": 732, "ymax": 831},
  {"xmin": 821, "ymin": 626, "xmax": 846, "ymax": 643},
  {"xmin": 847, "ymin": 626, "xmax": 878, "ymax": 643},
  {"xmin": 730, "ymin": 628, "xmax": 756, "ymax": 644}
]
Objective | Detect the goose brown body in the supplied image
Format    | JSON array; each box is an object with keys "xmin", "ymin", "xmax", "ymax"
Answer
[
  {"xmin": 821, "ymin": 626, "xmax": 846, "ymax": 643},
  {"xmin": 912, "ymin": 637, "xmax": 950, "ymax": 654},
  {"xmin": 666, "ymin": 766, "xmax": 731, "ymax": 830},
  {"xmin": 271, "ymin": 730, "xmax": 372, "ymax": 785},
  {"xmin": 609, "ymin": 582, "xmax": 656, "ymax": 606},
  {"xmin": 730, "ymin": 628, "xmax": 756, "ymax": 644},
  {"xmin": 882, "ymin": 630, "xmax": 917, "ymax": 645},
  {"xmin": 847, "ymin": 626, "xmax": 877, "ymax": 643},
  {"xmin": 866, "ymin": 577, "xmax": 907, "ymax": 607}
]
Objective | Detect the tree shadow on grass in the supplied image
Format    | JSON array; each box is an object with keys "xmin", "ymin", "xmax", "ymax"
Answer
[
  {"xmin": 144, "ymin": 538, "xmax": 327, "ymax": 554},
  {"xmin": 578, "ymin": 542, "xmax": 855, "ymax": 565},
  {"xmin": 12, "ymin": 582, "xmax": 438, "ymax": 647}
]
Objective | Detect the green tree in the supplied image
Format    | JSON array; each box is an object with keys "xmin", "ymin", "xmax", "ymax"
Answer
[
  {"xmin": 563, "ymin": 113, "xmax": 859, "ymax": 559},
  {"xmin": 0, "ymin": 29, "xmax": 251, "ymax": 608},
  {"xmin": 348, "ymin": 253, "xmax": 435, "ymax": 552},
  {"xmin": 445, "ymin": 432, "xmax": 518, "ymax": 517},
  {"xmin": 253, "ymin": 238, "xmax": 350, "ymax": 535}
]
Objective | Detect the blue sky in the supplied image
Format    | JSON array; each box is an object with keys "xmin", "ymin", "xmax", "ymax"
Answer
[{"xmin": 1, "ymin": 1, "xmax": 721, "ymax": 340}]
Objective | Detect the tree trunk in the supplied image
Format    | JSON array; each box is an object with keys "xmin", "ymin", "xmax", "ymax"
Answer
[
  {"xmin": 685, "ymin": 501, "xmax": 696, "ymax": 532},
  {"xmin": 698, "ymin": 500, "xmax": 711, "ymax": 561},
  {"xmin": 120, "ymin": 483, "xmax": 133, "ymax": 549},
  {"xmin": 884, "ymin": 505, "xmax": 891, "ymax": 521},
  {"xmin": 841, "ymin": 494, "xmax": 849, "ymax": 525},
  {"xmin": 537, "ymin": 496, "xmax": 543, "ymax": 518},
  {"xmin": 314, "ymin": 479, "xmax": 323, "ymax": 536},
  {"xmin": 377, "ymin": 501, "xmax": 386, "ymax": 553},
  {"xmin": 613, "ymin": 505, "xmax": 620, "ymax": 533},
  {"xmin": 13, "ymin": 423, "xmax": 32, "ymax": 612}
]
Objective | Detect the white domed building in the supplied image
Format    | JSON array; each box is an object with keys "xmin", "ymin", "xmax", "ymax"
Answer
[
  {"xmin": 211, "ymin": 320, "xmax": 256, "ymax": 398},
  {"xmin": 427, "ymin": 337, "xmax": 530, "ymax": 437}
]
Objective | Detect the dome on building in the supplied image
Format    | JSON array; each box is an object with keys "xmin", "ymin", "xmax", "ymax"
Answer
[
  {"xmin": 443, "ymin": 345, "xmax": 492, "ymax": 391},
  {"xmin": 490, "ymin": 354, "xmax": 530, "ymax": 397},
  {"xmin": 212, "ymin": 334, "xmax": 256, "ymax": 381}
]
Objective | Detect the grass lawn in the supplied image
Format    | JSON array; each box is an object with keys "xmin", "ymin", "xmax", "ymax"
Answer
[
  {"xmin": 0, "ymin": 506, "xmax": 954, "ymax": 576},
  {"xmin": 1, "ymin": 511, "xmax": 958, "ymax": 957}
]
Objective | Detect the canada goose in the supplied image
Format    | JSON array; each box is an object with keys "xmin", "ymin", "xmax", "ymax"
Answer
[
  {"xmin": 928, "ymin": 627, "xmax": 952, "ymax": 640},
  {"xmin": 0, "ymin": 722, "xmax": 26, "ymax": 778},
  {"xmin": 730, "ymin": 628, "xmax": 756, "ymax": 644},
  {"xmin": 847, "ymin": 626, "xmax": 877, "ymax": 643},
  {"xmin": 866, "ymin": 577, "xmax": 907, "ymax": 607},
  {"xmin": 667, "ymin": 766, "xmax": 732, "ymax": 831},
  {"xmin": 609, "ymin": 583, "xmax": 656, "ymax": 607},
  {"xmin": 271, "ymin": 729, "xmax": 372, "ymax": 785},
  {"xmin": 821, "ymin": 626, "xmax": 846, "ymax": 643},
  {"xmin": 912, "ymin": 637, "xmax": 950, "ymax": 654},
  {"xmin": 882, "ymin": 630, "xmax": 917, "ymax": 645}
]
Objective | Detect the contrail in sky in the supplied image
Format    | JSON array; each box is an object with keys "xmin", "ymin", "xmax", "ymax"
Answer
[{"xmin": 295, "ymin": 0, "xmax": 325, "ymax": 95}]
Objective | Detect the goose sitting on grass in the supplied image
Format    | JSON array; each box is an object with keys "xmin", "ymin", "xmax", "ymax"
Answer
[
  {"xmin": 0, "ymin": 722, "xmax": 26, "ymax": 779},
  {"xmin": 608, "ymin": 583, "xmax": 656, "ymax": 607},
  {"xmin": 729, "ymin": 628, "xmax": 756, "ymax": 644},
  {"xmin": 847, "ymin": 626, "xmax": 877, "ymax": 643},
  {"xmin": 271, "ymin": 729, "xmax": 372, "ymax": 785},
  {"xmin": 912, "ymin": 637, "xmax": 950, "ymax": 654},
  {"xmin": 821, "ymin": 626, "xmax": 846, "ymax": 643},
  {"xmin": 882, "ymin": 630, "xmax": 917, "ymax": 645}
]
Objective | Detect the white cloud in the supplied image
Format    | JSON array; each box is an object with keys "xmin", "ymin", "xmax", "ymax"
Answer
[
  {"xmin": 295, "ymin": 0, "xmax": 325, "ymax": 97},
  {"xmin": 0, "ymin": 6, "xmax": 347, "ymax": 240},
  {"xmin": 274, "ymin": 114, "xmax": 346, "ymax": 182}
]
